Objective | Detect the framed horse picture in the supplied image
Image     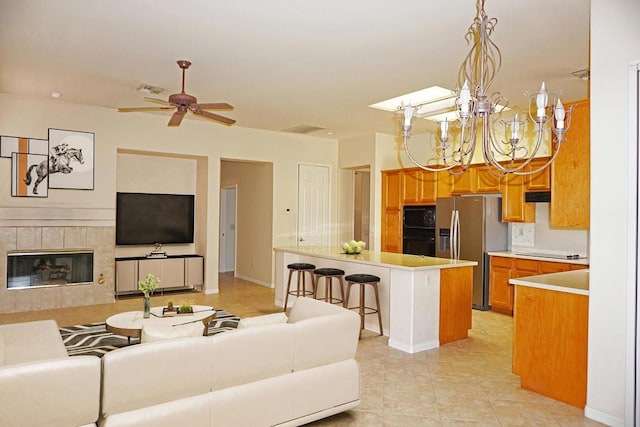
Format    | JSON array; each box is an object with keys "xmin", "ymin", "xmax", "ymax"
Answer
[
  {"xmin": 47, "ymin": 128, "xmax": 95, "ymax": 191},
  {"xmin": 11, "ymin": 153, "xmax": 48, "ymax": 197}
]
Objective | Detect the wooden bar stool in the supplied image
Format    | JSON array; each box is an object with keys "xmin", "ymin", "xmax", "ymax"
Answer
[
  {"xmin": 283, "ymin": 263, "xmax": 316, "ymax": 311},
  {"xmin": 313, "ymin": 268, "xmax": 346, "ymax": 305},
  {"xmin": 344, "ymin": 274, "xmax": 383, "ymax": 338}
]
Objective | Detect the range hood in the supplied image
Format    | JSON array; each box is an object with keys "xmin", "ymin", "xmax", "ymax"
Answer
[{"xmin": 525, "ymin": 191, "xmax": 551, "ymax": 203}]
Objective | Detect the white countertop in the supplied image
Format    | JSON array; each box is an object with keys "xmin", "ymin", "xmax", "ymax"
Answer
[
  {"xmin": 274, "ymin": 246, "xmax": 477, "ymax": 271},
  {"xmin": 488, "ymin": 251, "xmax": 589, "ymax": 266},
  {"xmin": 509, "ymin": 269, "xmax": 589, "ymax": 296}
]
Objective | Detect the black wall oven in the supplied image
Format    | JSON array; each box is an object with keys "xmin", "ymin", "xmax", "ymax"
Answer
[{"xmin": 402, "ymin": 205, "xmax": 436, "ymax": 257}]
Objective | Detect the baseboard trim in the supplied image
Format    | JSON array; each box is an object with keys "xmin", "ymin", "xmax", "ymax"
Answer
[
  {"xmin": 388, "ymin": 338, "xmax": 439, "ymax": 354},
  {"xmin": 234, "ymin": 274, "xmax": 272, "ymax": 288},
  {"xmin": 584, "ymin": 405, "xmax": 624, "ymax": 427}
]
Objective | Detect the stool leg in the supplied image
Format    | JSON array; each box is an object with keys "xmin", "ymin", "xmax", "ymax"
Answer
[
  {"xmin": 344, "ymin": 281, "xmax": 353, "ymax": 308},
  {"xmin": 327, "ymin": 277, "xmax": 333, "ymax": 303},
  {"xmin": 296, "ymin": 270, "xmax": 303, "ymax": 297},
  {"xmin": 308, "ymin": 270, "xmax": 317, "ymax": 296},
  {"xmin": 284, "ymin": 268, "xmax": 294, "ymax": 311},
  {"xmin": 373, "ymin": 283, "xmax": 383, "ymax": 336},
  {"xmin": 338, "ymin": 275, "xmax": 345, "ymax": 305},
  {"xmin": 359, "ymin": 283, "xmax": 365, "ymax": 338}
]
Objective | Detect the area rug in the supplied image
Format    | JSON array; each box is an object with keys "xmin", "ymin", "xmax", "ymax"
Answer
[{"xmin": 59, "ymin": 308, "xmax": 240, "ymax": 357}]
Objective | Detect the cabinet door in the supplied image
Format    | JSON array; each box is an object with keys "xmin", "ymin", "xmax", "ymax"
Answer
[
  {"xmin": 489, "ymin": 257, "xmax": 514, "ymax": 315},
  {"xmin": 526, "ymin": 158, "xmax": 551, "ymax": 191},
  {"xmin": 450, "ymin": 166, "xmax": 475, "ymax": 194},
  {"xmin": 402, "ymin": 169, "xmax": 421, "ymax": 204},
  {"xmin": 514, "ymin": 259, "xmax": 538, "ymax": 278},
  {"xmin": 475, "ymin": 165, "xmax": 501, "ymax": 193},
  {"xmin": 382, "ymin": 170, "xmax": 403, "ymax": 253},
  {"xmin": 186, "ymin": 256, "xmax": 204, "ymax": 286},
  {"xmin": 139, "ymin": 258, "xmax": 185, "ymax": 289},
  {"xmin": 418, "ymin": 170, "xmax": 437, "ymax": 203},
  {"xmin": 550, "ymin": 99, "xmax": 590, "ymax": 228},
  {"xmin": 138, "ymin": 259, "xmax": 163, "ymax": 285},
  {"xmin": 115, "ymin": 260, "xmax": 138, "ymax": 293},
  {"xmin": 570, "ymin": 264, "xmax": 589, "ymax": 271},
  {"xmin": 502, "ymin": 173, "xmax": 535, "ymax": 222}
]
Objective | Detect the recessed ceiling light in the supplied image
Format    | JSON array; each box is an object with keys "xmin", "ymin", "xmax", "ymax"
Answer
[{"xmin": 51, "ymin": 91, "xmax": 62, "ymax": 98}]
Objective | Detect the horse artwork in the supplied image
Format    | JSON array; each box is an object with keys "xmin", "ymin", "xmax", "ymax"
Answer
[{"xmin": 24, "ymin": 143, "xmax": 85, "ymax": 195}]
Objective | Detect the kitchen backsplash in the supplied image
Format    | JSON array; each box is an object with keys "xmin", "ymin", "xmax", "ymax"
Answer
[{"xmin": 509, "ymin": 204, "xmax": 589, "ymax": 257}]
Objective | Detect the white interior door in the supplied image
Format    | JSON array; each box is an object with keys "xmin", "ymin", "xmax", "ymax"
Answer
[
  {"xmin": 298, "ymin": 164, "xmax": 330, "ymax": 246},
  {"xmin": 219, "ymin": 187, "xmax": 236, "ymax": 272}
]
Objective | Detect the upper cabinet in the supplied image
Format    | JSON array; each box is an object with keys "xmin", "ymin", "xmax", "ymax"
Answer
[
  {"xmin": 402, "ymin": 169, "xmax": 437, "ymax": 205},
  {"xmin": 550, "ymin": 99, "xmax": 590, "ymax": 228}
]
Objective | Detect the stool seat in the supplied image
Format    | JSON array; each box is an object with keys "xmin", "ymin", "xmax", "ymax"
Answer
[
  {"xmin": 314, "ymin": 268, "xmax": 345, "ymax": 276},
  {"xmin": 345, "ymin": 274, "xmax": 380, "ymax": 283},
  {"xmin": 283, "ymin": 263, "xmax": 316, "ymax": 311},
  {"xmin": 287, "ymin": 263, "xmax": 315, "ymax": 270}
]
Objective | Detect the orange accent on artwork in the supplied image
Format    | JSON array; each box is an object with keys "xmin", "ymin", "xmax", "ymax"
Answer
[
  {"xmin": 18, "ymin": 137, "xmax": 28, "ymax": 153},
  {"xmin": 18, "ymin": 153, "xmax": 28, "ymax": 196}
]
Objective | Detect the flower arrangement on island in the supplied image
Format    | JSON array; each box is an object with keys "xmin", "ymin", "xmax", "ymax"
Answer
[{"xmin": 342, "ymin": 240, "xmax": 366, "ymax": 254}]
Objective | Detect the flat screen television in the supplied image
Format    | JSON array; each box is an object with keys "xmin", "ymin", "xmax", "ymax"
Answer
[{"xmin": 116, "ymin": 192, "xmax": 195, "ymax": 245}]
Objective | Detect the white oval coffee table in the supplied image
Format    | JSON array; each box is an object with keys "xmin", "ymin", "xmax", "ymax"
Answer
[{"xmin": 106, "ymin": 305, "xmax": 217, "ymax": 343}]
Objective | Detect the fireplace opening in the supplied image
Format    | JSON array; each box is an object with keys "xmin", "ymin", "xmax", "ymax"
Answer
[{"xmin": 7, "ymin": 250, "xmax": 94, "ymax": 289}]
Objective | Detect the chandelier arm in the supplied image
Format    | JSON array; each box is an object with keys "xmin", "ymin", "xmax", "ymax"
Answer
[{"xmin": 402, "ymin": 132, "xmax": 458, "ymax": 172}]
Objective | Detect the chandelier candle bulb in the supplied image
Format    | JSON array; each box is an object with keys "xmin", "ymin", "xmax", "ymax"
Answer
[
  {"xmin": 511, "ymin": 115, "xmax": 520, "ymax": 139},
  {"xmin": 440, "ymin": 120, "xmax": 449, "ymax": 140},
  {"xmin": 536, "ymin": 82, "xmax": 548, "ymax": 118},
  {"xmin": 555, "ymin": 99, "xmax": 565, "ymax": 129}
]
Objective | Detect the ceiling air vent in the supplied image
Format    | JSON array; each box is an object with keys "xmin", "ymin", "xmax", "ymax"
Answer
[
  {"xmin": 570, "ymin": 68, "xmax": 590, "ymax": 81},
  {"xmin": 283, "ymin": 124, "xmax": 326, "ymax": 134},
  {"xmin": 136, "ymin": 84, "xmax": 165, "ymax": 95}
]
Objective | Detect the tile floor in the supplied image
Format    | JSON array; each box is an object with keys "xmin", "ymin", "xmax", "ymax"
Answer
[{"xmin": 0, "ymin": 273, "xmax": 604, "ymax": 426}]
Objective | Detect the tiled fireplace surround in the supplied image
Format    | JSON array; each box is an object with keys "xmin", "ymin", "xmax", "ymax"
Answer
[{"xmin": 0, "ymin": 226, "xmax": 115, "ymax": 313}]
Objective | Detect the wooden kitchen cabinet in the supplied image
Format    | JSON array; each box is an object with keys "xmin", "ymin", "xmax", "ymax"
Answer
[
  {"xmin": 402, "ymin": 168, "xmax": 437, "ymax": 205},
  {"xmin": 450, "ymin": 166, "xmax": 475, "ymax": 194},
  {"xmin": 475, "ymin": 165, "xmax": 502, "ymax": 193},
  {"xmin": 514, "ymin": 285, "xmax": 588, "ymax": 407},
  {"xmin": 550, "ymin": 99, "xmax": 590, "ymax": 228},
  {"xmin": 489, "ymin": 256, "xmax": 588, "ymax": 316},
  {"xmin": 381, "ymin": 170, "xmax": 403, "ymax": 253},
  {"xmin": 489, "ymin": 256, "xmax": 514, "ymax": 315},
  {"xmin": 525, "ymin": 157, "xmax": 551, "ymax": 191},
  {"xmin": 501, "ymin": 173, "xmax": 535, "ymax": 223}
]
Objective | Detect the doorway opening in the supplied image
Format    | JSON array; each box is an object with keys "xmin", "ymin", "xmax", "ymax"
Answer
[
  {"xmin": 338, "ymin": 166, "xmax": 371, "ymax": 247},
  {"xmin": 219, "ymin": 187, "xmax": 236, "ymax": 274}
]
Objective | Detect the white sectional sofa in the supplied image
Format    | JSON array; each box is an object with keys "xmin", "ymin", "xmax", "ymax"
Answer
[
  {"xmin": 0, "ymin": 298, "xmax": 360, "ymax": 427},
  {"xmin": 100, "ymin": 296, "xmax": 361, "ymax": 426},
  {"xmin": 0, "ymin": 319, "xmax": 102, "ymax": 427}
]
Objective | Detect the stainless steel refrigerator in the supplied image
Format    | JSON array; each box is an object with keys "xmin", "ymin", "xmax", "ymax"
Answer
[{"xmin": 436, "ymin": 195, "xmax": 508, "ymax": 310}]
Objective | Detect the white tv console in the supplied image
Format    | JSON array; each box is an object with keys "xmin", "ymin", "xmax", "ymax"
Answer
[{"xmin": 115, "ymin": 254, "xmax": 204, "ymax": 296}]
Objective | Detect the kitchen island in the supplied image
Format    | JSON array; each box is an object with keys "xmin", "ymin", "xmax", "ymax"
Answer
[
  {"xmin": 510, "ymin": 269, "xmax": 589, "ymax": 408},
  {"xmin": 274, "ymin": 246, "xmax": 477, "ymax": 353}
]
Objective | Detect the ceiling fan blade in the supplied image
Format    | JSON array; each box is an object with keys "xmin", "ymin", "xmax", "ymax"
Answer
[
  {"xmin": 192, "ymin": 109, "xmax": 236, "ymax": 125},
  {"xmin": 118, "ymin": 107, "xmax": 174, "ymax": 112},
  {"xmin": 168, "ymin": 112, "xmax": 186, "ymax": 127},
  {"xmin": 144, "ymin": 97, "xmax": 173, "ymax": 106},
  {"xmin": 195, "ymin": 102, "xmax": 234, "ymax": 111}
]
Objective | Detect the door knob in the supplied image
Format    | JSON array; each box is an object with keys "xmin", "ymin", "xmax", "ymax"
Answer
[{"xmin": 299, "ymin": 238, "xmax": 305, "ymax": 242}]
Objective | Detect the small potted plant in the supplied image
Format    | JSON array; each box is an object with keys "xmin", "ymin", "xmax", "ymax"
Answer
[
  {"xmin": 178, "ymin": 303, "xmax": 193, "ymax": 315},
  {"xmin": 137, "ymin": 273, "xmax": 160, "ymax": 318}
]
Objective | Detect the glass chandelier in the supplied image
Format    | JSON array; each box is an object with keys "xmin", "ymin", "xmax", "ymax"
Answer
[{"xmin": 399, "ymin": 0, "xmax": 573, "ymax": 176}]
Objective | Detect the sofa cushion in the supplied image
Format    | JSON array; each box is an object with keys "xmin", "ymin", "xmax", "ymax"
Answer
[
  {"xmin": 0, "ymin": 356, "xmax": 101, "ymax": 427},
  {"xmin": 237, "ymin": 312, "xmax": 288, "ymax": 329},
  {"xmin": 0, "ymin": 320, "xmax": 67, "ymax": 365},
  {"xmin": 140, "ymin": 321, "xmax": 204, "ymax": 343},
  {"xmin": 101, "ymin": 336, "xmax": 215, "ymax": 417},
  {"xmin": 209, "ymin": 324, "xmax": 295, "ymax": 391}
]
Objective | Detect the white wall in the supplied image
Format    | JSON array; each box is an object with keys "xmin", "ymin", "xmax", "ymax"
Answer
[
  {"xmin": 0, "ymin": 93, "xmax": 339, "ymax": 294},
  {"xmin": 588, "ymin": 1, "xmax": 640, "ymax": 425}
]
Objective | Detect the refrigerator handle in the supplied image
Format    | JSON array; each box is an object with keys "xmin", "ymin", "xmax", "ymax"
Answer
[
  {"xmin": 455, "ymin": 210, "xmax": 461, "ymax": 260},
  {"xmin": 449, "ymin": 210, "xmax": 455, "ymax": 259}
]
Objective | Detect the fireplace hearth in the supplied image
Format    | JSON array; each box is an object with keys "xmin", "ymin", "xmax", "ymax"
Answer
[{"xmin": 7, "ymin": 250, "xmax": 94, "ymax": 289}]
